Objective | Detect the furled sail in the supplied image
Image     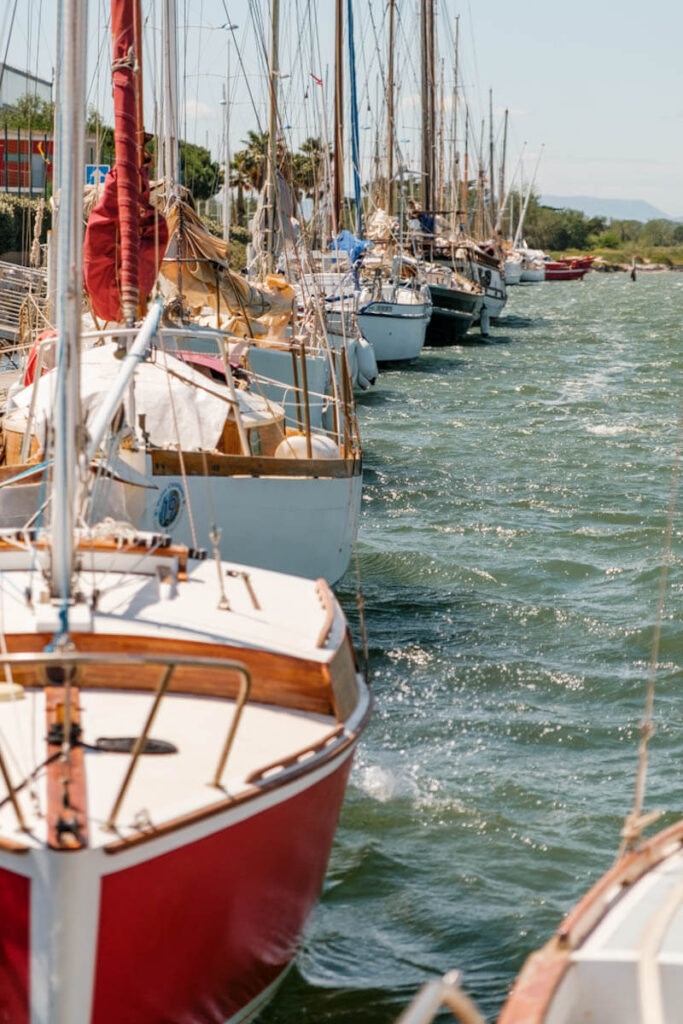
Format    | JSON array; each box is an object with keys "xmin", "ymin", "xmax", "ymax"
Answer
[
  {"xmin": 83, "ymin": 0, "xmax": 168, "ymax": 323},
  {"xmin": 157, "ymin": 188, "xmax": 295, "ymax": 326}
]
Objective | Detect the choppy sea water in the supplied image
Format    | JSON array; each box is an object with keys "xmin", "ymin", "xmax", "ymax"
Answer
[{"xmin": 263, "ymin": 273, "xmax": 683, "ymax": 1023}]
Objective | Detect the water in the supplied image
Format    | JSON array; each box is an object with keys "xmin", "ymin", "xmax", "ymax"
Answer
[{"xmin": 262, "ymin": 274, "xmax": 683, "ymax": 1023}]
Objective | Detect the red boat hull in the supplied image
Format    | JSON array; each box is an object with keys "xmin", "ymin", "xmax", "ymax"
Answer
[
  {"xmin": 0, "ymin": 747, "xmax": 357, "ymax": 1024},
  {"xmin": 543, "ymin": 267, "xmax": 589, "ymax": 280}
]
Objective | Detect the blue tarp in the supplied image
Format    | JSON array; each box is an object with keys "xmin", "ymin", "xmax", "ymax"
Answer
[{"xmin": 331, "ymin": 230, "xmax": 371, "ymax": 266}]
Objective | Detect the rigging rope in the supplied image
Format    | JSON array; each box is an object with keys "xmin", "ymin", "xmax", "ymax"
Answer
[{"xmin": 618, "ymin": 399, "xmax": 682, "ymax": 859}]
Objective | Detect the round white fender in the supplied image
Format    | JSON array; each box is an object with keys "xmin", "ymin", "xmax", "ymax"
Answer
[{"xmin": 274, "ymin": 434, "xmax": 342, "ymax": 459}]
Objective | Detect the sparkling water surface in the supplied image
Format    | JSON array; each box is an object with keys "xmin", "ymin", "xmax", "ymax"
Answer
[{"xmin": 262, "ymin": 274, "xmax": 682, "ymax": 1023}]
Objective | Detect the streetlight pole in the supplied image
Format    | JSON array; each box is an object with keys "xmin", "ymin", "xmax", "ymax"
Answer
[{"xmin": 221, "ymin": 26, "xmax": 237, "ymax": 243}]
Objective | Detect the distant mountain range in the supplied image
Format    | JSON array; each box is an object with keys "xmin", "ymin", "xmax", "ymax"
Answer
[{"xmin": 540, "ymin": 194, "xmax": 678, "ymax": 223}]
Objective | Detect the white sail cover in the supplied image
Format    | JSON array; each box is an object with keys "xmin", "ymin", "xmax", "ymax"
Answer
[{"xmin": 10, "ymin": 342, "xmax": 281, "ymax": 452}]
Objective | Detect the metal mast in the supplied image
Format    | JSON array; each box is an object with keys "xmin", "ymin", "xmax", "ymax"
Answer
[
  {"xmin": 333, "ymin": 0, "xmax": 343, "ymax": 231},
  {"xmin": 52, "ymin": 0, "xmax": 88, "ymax": 606},
  {"xmin": 386, "ymin": 0, "xmax": 395, "ymax": 215},
  {"xmin": 265, "ymin": 0, "xmax": 280, "ymax": 270},
  {"xmin": 161, "ymin": 0, "xmax": 179, "ymax": 184}
]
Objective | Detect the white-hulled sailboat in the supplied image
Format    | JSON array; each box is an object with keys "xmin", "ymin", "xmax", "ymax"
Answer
[{"xmin": 0, "ymin": 5, "xmax": 370, "ymax": 1023}]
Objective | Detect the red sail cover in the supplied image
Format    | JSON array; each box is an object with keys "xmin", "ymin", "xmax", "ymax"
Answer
[
  {"xmin": 83, "ymin": 162, "xmax": 167, "ymax": 323},
  {"xmin": 83, "ymin": 0, "xmax": 167, "ymax": 323}
]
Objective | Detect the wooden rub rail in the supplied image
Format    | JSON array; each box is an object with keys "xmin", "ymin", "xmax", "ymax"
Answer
[{"xmin": 0, "ymin": 651, "xmax": 251, "ymax": 837}]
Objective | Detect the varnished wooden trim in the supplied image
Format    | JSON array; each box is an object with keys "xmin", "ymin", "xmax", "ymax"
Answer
[
  {"xmin": 499, "ymin": 820, "xmax": 683, "ymax": 1024},
  {"xmin": 497, "ymin": 942, "xmax": 570, "ymax": 1024},
  {"xmin": 45, "ymin": 686, "xmax": 88, "ymax": 851},
  {"xmin": 315, "ymin": 578, "xmax": 335, "ymax": 648},
  {"xmin": 245, "ymin": 724, "xmax": 345, "ymax": 783},
  {"xmin": 150, "ymin": 449, "xmax": 362, "ymax": 479},
  {"xmin": 102, "ymin": 703, "xmax": 370, "ymax": 856},
  {"xmin": 0, "ymin": 836, "xmax": 30, "ymax": 853},
  {"xmin": 3, "ymin": 634, "xmax": 336, "ymax": 716},
  {"xmin": 558, "ymin": 818, "xmax": 683, "ymax": 947},
  {"xmin": 328, "ymin": 640, "xmax": 361, "ymax": 722}
]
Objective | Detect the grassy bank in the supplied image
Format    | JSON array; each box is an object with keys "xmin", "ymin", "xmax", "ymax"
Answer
[{"xmin": 550, "ymin": 245, "xmax": 683, "ymax": 267}]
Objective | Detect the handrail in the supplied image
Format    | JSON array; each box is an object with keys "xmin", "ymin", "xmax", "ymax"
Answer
[
  {"xmin": 0, "ymin": 651, "xmax": 251, "ymax": 835},
  {"xmin": 395, "ymin": 971, "xmax": 487, "ymax": 1024}
]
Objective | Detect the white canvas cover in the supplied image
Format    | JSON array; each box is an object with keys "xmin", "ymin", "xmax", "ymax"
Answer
[{"xmin": 10, "ymin": 342, "xmax": 281, "ymax": 452}]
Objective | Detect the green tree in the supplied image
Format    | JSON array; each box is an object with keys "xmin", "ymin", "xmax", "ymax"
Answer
[
  {"xmin": 180, "ymin": 141, "xmax": 222, "ymax": 200},
  {"xmin": 2, "ymin": 93, "xmax": 55, "ymax": 131},
  {"xmin": 85, "ymin": 106, "xmax": 115, "ymax": 165}
]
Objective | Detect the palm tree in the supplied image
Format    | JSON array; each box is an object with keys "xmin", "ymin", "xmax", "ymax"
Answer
[{"xmin": 230, "ymin": 150, "xmax": 251, "ymax": 227}]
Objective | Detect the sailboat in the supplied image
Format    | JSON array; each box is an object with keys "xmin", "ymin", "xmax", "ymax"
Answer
[
  {"xmin": 0, "ymin": 3, "xmax": 370, "ymax": 1022},
  {"xmin": 1, "ymin": 0, "xmax": 364, "ymax": 587}
]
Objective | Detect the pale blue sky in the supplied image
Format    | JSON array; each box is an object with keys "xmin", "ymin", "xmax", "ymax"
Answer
[{"xmin": 3, "ymin": 1, "xmax": 681, "ymax": 215}]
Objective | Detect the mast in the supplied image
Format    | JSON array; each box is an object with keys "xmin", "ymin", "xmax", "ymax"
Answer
[
  {"xmin": 265, "ymin": 0, "xmax": 280, "ymax": 270},
  {"xmin": 347, "ymin": 0, "xmax": 362, "ymax": 236},
  {"xmin": 420, "ymin": 0, "xmax": 435, "ymax": 212},
  {"xmin": 438, "ymin": 57, "xmax": 445, "ymax": 216},
  {"xmin": 450, "ymin": 14, "xmax": 459, "ymax": 236},
  {"xmin": 513, "ymin": 143, "xmax": 544, "ymax": 250},
  {"xmin": 461, "ymin": 108, "xmax": 468, "ymax": 231},
  {"xmin": 333, "ymin": 0, "xmax": 343, "ymax": 232},
  {"xmin": 488, "ymin": 88, "xmax": 495, "ymax": 223},
  {"xmin": 222, "ymin": 78, "xmax": 230, "ymax": 242},
  {"xmin": 112, "ymin": 0, "xmax": 142, "ymax": 325},
  {"xmin": 386, "ymin": 0, "xmax": 395, "ymax": 215},
  {"xmin": 498, "ymin": 107, "xmax": 508, "ymax": 225},
  {"xmin": 52, "ymin": 0, "xmax": 87, "ymax": 605},
  {"xmin": 161, "ymin": 0, "xmax": 179, "ymax": 184},
  {"xmin": 133, "ymin": 0, "xmax": 145, "ymax": 173}
]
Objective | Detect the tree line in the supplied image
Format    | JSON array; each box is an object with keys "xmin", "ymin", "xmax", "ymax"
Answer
[{"xmin": 510, "ymin": 192, "xmax": 683, "ymax": 252}]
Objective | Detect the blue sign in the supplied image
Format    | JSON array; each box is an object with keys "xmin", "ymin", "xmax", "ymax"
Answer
[{"xmin": 85, "ymin": 164, "xmax": 110, "ymax": 185}]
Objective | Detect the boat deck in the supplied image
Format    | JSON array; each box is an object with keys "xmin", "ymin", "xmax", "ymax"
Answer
[{"xmin": 0, "ymin": 688, "xmax": 337, "ymax": 849}]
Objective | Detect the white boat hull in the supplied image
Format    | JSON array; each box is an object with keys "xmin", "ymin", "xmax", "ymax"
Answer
[
  {"xmin": 106, "ymin": 455, "xmax": 363, "ymax": 585},
  {"xmin": 520, "ymin": 266, "xmax": 545, "ymax": 282},
  {"xmin": 357, "ymin": 301, "xmax": 430, "ymax": 363},
  {"xmin": 504, "ymin": 258, "xmax": 523, "ymax": 285}
]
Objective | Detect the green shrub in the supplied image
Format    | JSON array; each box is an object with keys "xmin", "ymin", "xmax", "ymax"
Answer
[{"xmin": 0, "ymin": 195, "xmax": 51, "ymax": 260}]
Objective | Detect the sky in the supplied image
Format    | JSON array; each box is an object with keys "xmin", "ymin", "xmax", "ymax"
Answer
[{"xmin": 2, "ymin": 0, "xmax": 682, "ymax": 217}]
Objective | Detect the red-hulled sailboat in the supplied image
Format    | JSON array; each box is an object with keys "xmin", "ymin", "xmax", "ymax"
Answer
[
  {"xmin": 543, "ymin": 255, "xmax": 595, "ymax": 281},
  {"xmin": 0, "ymin": 2, "xmax": 370, "ymax": 1022}
]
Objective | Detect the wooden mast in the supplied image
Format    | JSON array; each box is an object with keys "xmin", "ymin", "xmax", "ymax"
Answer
[
  {"xmin": 333, "ymin": 0, "xmax": 343, "ymax": 232},
  {"xmin": 497, "ymin": 107, "xmax": 508, "ymax": 233},
  {"xmin": 386, "ymin": 0, "xmax": 395, "ymax": 215},
  {"xmin": 450, "ymin": 14, "xmax": 459, "ymax": 236},
  {"xmin": 420, "ymin": 0, "xmax": 435, "ymax": 212},
  {"xmin": 488, "ymin": 88, "xmax": 495, "ymax": 226}
]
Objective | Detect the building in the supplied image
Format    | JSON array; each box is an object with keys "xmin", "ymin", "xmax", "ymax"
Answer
[
  {"xmin": 0, "ymin": 63, "xmax": 52, "ymax": 110},
  {"xmin": 0, "ymin": 63, "xmax": 54, "ymax": 196}
]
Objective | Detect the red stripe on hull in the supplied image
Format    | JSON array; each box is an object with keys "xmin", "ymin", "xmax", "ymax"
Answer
[
  {"xmin": 0, "ymin": 866, "xmax": 30, "ymax": 1024},
  {"xmin": 91, "ymin": 756, "xmax": 354, "ymax": 1024}
]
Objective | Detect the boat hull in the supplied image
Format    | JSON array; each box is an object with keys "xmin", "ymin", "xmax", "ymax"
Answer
[
  {"xmin": 357, "ymin": 301, "xmax": 430, "ymax": 363},
  {"xmin": 543, "ymin": 267, "xmax": 589, "ymax": 281},
  {"xmin": 0, "ymin": 740, "xmax": 359, "ymax": 1024},
  {"xmin": 425, "ymin": 285, "xmax": 479, "ymax": 345},
  {"xmin": 520, "ymin": 265, "xmax": 545, "ymax": 282},
  {"xmin": 111, "ymin": 457, "xmax": 363, "ymax": 585},
  {"xmin": 504, "ymin": 258, "xmax": 523, "ymax": 285}
]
